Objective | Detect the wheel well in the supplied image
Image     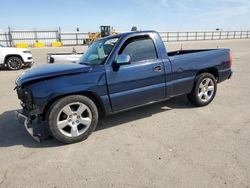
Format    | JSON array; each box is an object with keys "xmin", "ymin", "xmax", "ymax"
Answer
[
  {"xmin": 42, "ymin": 91, "xmax": 106, "ymax": 120},
  {"xmin": 4, "ymin": 54, "xmax": 24, "ymax": 64},
  {"xmin": 196, "ymin": 68, "xmax": 219, "ymax": 81}
]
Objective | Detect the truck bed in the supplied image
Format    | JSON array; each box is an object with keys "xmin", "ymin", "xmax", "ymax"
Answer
[
  {"xmin": 168, "ymin": 49, "xmax": 216, "ymax": 57},
  {"xmin": 47, "ymin": 52, "xmax": 83, "ymax": 64}
]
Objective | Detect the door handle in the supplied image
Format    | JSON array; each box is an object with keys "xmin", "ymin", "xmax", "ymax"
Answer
[
  {"xmin": 153, "ymin": 65, "xmax": 162, "ymax": 72},
  {"xmin": 176, "ymin": 68, "xmax": 183, "ymax": 73}
]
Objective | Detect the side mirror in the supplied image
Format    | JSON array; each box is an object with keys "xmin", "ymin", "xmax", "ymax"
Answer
[{"xmin": 116, "ymin": 54, "xmax": 131, "ymax": 65}]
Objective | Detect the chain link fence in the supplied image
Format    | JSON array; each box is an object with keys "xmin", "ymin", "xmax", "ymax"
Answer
[
  {"xmin": 60, "ymin": 32, "xmax": 89, "ymax": 45},
  {"xmin": 0, "ymin": 33, "xmax": 10, "ymax": 46},
  {"xmin": 160, "ymin": 31, "xmax": 250, "ymax": 42},
  {"xmin": 0, "ymin": 28, "xmax": 89, "ymax": 47},
  {"xmin": 0, "ymin": 29, "xmax": 249, "ymax": 47}
]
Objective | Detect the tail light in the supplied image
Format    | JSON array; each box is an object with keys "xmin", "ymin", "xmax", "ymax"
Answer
[{"xmin": 229, "ymin": 51, "xmax": 232, "ymax": 67}]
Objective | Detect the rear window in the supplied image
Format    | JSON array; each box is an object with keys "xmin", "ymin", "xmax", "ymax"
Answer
[{"xmin": 119, "ymin": 35, "xmax": 158, "ymax": 62}]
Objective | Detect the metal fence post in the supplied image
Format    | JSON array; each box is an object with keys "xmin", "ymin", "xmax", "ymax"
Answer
[
  {"xmin": 8, "ymin": 27, "xmax": 13, "ymax": 47},
  {"xmin": 57, "ymin": 27, "xmax": 62, "ymax": 42},
  {"xmin": 34, "ymin": 30, "xmax": 38, "ymax": 42},
  {"xmin": 76, "ymin": 32, "xmax": 78, "ymax": 45}
]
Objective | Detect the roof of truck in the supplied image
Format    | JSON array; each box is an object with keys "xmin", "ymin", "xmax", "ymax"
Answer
[{"xmin": 99, "ymin": 30, "xmax": 158, "ymax": 41}]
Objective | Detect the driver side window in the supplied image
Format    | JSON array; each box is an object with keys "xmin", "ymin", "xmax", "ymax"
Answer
[{"xmin": 119, "ymin": 35, "xmax": 158, "ymax": 63}]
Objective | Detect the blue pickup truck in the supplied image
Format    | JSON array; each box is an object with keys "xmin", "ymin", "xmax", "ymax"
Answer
[{"xmin": 15, "ymin": 31, "xmax": 232, "ymax": 143}]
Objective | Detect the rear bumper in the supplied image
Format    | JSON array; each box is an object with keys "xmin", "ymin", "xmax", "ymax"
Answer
[
  {"xmin": 14, "ymin": 110, "xmax": 41, "ymax": 142},
  {"xmin": 218, "ymin": 69, "xmax": 233, "ymax": 83},
  {"xmin": 228, "ymin": 71, "xmax": 233, "ymax": 79}
]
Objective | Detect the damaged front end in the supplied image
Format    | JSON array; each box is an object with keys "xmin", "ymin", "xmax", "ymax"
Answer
[
  {"xmin": 14, "ymin": 63, "xmax": 97, "ymax": 143},
  {"xmin": 15, "ymin": 85, "xmax": 47, "ymax": 143}
]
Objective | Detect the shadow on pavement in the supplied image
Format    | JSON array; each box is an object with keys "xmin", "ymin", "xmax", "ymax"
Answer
[
  {"xmin": 97, "ymin": 95, "xmax": 193, "ymax": 131},
  {"xmin": 0, "ymin": 95, "xmax": 193, "ymax": 148},
  {"xmin": 0, "ymin": 111, "xmax": 62, "ymax": 148},
  {"xmin": 0, "ymin": 67, "xmax": 9, "ymax": 71}
]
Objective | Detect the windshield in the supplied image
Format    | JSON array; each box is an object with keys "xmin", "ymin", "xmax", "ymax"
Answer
[
  {"xmin": 79, "ymin": 37, "xmax": 119, "ymax": 65},
  {"xmin": 0, "ymin": 44, "xmax": 5, "ymax": 47}
]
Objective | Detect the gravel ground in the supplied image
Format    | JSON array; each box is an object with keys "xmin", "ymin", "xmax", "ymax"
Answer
[{"xmin": 0, "ymin": 39, "xmax": 250, "ymax": 188}]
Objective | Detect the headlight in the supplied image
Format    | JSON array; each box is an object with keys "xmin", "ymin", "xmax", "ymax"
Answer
[
  {"xmin": 24, "ymin": 90, "xmax": 33, "ymax": 110},
  {"xmin": 23, "ymin": 50, "xmax": 31, "ymax": 53}
]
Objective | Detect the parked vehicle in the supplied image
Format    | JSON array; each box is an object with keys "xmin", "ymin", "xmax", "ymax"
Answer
[
  {"xmin": 47, "ymin": 48, "xmax": 82, "ymax": 64},
  {"xmin": 15, "ymin": 31, "xmax": 232, "ymax": 144},
  {"xmin": 0, "ymin": 44, "xmax": 33, "ymax": 70}
]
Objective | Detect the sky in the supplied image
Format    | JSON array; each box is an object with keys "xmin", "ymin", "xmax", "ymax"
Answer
[{"xmin": 0, "ymin": 0, "xmax": 250, "ymax": 32}]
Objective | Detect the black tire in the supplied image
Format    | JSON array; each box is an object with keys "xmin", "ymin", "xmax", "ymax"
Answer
[
  {"xmin": 187, "ymin": 73, "xmax": 217, "ymax": 107},
  {"xmin": 48, "ymin": 95, "xmax": 98, "ymax": 144},
  {"xmin": 6, "ymin": 56, "xmax": 23, "ymax": 70}
]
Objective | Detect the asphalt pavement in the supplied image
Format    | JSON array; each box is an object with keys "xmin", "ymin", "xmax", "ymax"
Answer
[{"xmin": 0, "ymin": 39, "xmax": 249, "ymax": 188}]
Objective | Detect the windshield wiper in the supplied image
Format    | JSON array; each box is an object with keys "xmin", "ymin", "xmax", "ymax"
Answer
[{"xmin": 80, "ymin": 62, "xmax": 90, "ymax": 65}]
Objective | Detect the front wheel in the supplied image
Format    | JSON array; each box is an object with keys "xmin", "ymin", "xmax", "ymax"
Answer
[
  {"xmin": 48, "ymin": 95, "xmax": 98, "ymax": 144},
  {"xmin": 6, "ymin": 56, "xmax": 23, "ymax": 70},
  {"xmin": 187, "ymin": 73, "xmax": 217, "ymax": 107}
]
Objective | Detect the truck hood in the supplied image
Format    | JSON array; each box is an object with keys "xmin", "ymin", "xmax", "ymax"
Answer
[{"xmin": 16, "ymin": 63, "xmax": 92, "ymax": 86}]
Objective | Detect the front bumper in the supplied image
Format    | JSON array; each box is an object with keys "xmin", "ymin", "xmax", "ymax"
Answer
[
  {"xmin": 15, "ymin": 110, "xmax": 41, "ymax": 142},
  {"xmin": 23, "ymin": 61, "xmax": 34, "ymax": 67}
]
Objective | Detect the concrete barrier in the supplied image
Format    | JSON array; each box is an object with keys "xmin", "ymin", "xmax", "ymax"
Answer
[
  {"xmin": 33, "ymin": 42, "xmax": 45, "ymax": 48},
  {"xmin": 51, "ymin": 41, "xmax": 63, "ymax": 47},
  {"xmin": 16, "ymin": 43, "xmax": 29, "ymax": 48}
]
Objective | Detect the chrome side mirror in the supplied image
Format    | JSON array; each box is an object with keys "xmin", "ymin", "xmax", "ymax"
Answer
[{"xmin": 116, "ymin": 54, "xmax": 131, "ymax": 65}]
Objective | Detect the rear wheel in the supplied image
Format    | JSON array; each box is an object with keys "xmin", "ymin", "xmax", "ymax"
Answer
[
  {"xmin": 6, "ymin": 56, "xmax": 23, "ymax": 70},
  {"xmin": 48, "ymin": 95, "xmax": 98, "ymax": 144},
  {"xmin": 187, "ymin": 73, "xmax": 217, "ymax": 107}
]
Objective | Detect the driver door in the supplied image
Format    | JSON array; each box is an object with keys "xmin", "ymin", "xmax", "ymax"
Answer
[{"xmin": 106, "ymin": 35, "xmax": 166, "ymax": 112}]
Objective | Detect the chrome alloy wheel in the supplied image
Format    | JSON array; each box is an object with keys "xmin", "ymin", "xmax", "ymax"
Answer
[
  {"xmin": 57, "ymin": 102, "xmax": 92, "ymax": 137},
  {"xmin": 198, "ymin": 78, "xmax": 215, "ymax": 102}
]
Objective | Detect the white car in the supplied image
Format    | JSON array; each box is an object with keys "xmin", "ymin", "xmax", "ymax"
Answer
[{"xmin": 0, "ymin": 44, "xmax": 33, "ymax": 70}]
